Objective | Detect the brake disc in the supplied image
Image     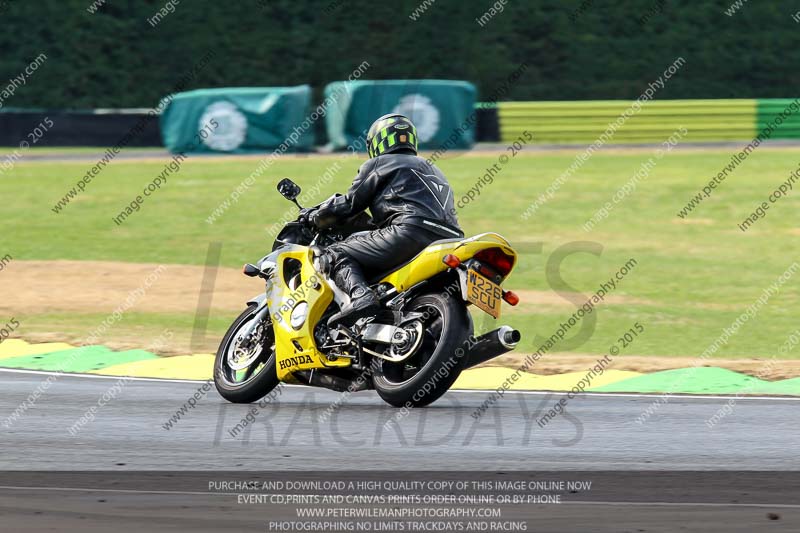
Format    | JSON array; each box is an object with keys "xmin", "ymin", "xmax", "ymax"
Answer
[{"xmin": 227, "ymin": 322, "xmax": 264, "ymax": 370}]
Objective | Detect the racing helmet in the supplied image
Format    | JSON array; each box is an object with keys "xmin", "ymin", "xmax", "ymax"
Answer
[{"xmin": 366, "ymin": 113, "xmax": 418, "ymax": 158}]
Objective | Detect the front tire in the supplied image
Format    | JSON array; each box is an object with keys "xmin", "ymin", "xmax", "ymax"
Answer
[
  {"xmin": 371, "ymin": 292, "xmax": 470, "ymax": 408},
  {"xmin": 214, "ymin": 305, "xmax": 279, "ymax": 403}
]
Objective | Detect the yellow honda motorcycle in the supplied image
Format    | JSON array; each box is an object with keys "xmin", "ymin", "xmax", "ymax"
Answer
[{"xmin": 214, "ymin": 178, "xmax": 521, "ymax": 407}]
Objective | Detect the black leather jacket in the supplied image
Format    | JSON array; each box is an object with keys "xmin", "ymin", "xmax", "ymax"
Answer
[{"xmin": 313, "ymin": 154, "xmax": 463, "ymax": 239}]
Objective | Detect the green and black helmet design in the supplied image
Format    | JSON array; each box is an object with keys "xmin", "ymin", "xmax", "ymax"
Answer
[{"xmin": 366, "ymin": 113, "xmax": 418, "ymax": 158}]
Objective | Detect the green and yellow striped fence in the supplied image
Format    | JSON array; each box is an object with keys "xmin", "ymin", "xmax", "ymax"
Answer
[{"xmin": 492, "ymin": 99, "xmax": 800, "ymax": 144}]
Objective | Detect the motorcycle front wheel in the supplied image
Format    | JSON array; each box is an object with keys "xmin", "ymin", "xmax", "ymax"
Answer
[
  {"xmin": 214, "ymin": 305, "xmax": 279, "ymax": 403},
  {"xmin": 371, "ymin": 292, "xmax": 470, "ymax": 408}
]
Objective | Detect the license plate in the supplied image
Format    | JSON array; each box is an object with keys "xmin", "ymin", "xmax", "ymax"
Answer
[{"xmin": 466, "ymin": 270, "xmax": 502, "ymax": 318}]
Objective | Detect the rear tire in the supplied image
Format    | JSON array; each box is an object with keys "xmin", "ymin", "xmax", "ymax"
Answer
[
  {"xmin": 371, "ymin": 292, "xmax": 469, "ymax": 408},
  {"xmin": 214, "ymin": 305, "xmax": 280, "ymax": 403}
]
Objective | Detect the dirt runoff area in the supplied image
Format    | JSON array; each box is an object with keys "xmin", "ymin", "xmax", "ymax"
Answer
[
  {"xmin": 0, "ymin": 260, "xmax": 258, "ymax": 354},
  {"xmin": 2, "ymin": 260, "xmax": 799, "ymax": 379}
]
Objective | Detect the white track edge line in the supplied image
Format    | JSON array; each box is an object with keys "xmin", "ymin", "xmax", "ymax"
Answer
[{"xmin": 1, "ymin": 367, "xmax": 799, "ymax": 401}]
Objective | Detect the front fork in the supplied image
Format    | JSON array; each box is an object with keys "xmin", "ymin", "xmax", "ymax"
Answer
[{"xmin": 239, "ymin": 294, "xmax": 271, "ymax": 346}]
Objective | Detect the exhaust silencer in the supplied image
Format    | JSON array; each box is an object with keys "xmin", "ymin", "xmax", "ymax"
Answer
[{"xmin": 464, "ymin": 326, "xmax": 521, "ymax": 369}]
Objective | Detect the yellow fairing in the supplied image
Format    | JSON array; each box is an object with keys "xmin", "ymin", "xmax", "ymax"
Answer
[
  {"xmin": 269, "ymin": 247, "xmax": 350, "ymax": 381},
  {"xmin": 379, "ymin": 232, "xmax": 517, "ymax": 291},
  {"xmin": 270, "ymin": 233, "xmax": 516, "ymax": 381}
]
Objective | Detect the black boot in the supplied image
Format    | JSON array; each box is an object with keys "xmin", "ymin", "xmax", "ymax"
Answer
[{"xmin": 327, "ymin": 258, "xmax": 379, "ymax": 327}]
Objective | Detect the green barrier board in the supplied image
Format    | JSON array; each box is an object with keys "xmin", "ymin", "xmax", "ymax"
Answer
[
  {"xmin": 159, "ymin": 86, "xmax": 313, "ymax": 153},
  {"xmin": 755, "ymin": 99, "xmax": 800, "ymax": 139},
  {"xmin": 323, "ymin": 80, "xmax": 476, "ymax": 152}
]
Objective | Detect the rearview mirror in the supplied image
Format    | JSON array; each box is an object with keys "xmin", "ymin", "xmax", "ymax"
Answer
[{"xmin": 277, "ymin": 178, "xmax": 301, "ymax": 201}]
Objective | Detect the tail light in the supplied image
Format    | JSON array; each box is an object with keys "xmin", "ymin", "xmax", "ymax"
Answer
[
  {"xmin": 476, "ymin": 263, "xmax": 497, "ymax": 279},
  {"xmin": 473, "ymin": 247, "xmax": 514, "ymax": 276}
]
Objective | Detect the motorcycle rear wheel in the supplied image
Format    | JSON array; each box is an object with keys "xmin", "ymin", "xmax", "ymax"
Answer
[{"xmin": 371, "ymin": 292, "xmax": 469, "ymax": 408}]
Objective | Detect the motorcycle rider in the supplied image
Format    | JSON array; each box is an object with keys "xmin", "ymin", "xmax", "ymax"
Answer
[{"xmin": 308, "ymin": 113, "xmax": 463, "ymax": 327}]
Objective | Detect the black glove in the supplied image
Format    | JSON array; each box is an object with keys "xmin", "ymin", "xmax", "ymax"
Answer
[
  {"xmin": 311, "ymin": 193, "xmax": 350, "ymax": 230},
  {"xmin": 310, "ymin": 208, "xmax": 340, "ymax": 230},
  {"xmin": 298, "ymin": 207, "xmax": 317, "ymax": 225}
]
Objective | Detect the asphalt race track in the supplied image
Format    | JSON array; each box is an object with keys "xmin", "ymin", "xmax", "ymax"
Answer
[
  {"xmin": 1, "ymin": 369, "xmax": 799, "ymax": 532},
  {"xmin": 2, "ymin": 369, "xmax": 799, "ymax": 470}
]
